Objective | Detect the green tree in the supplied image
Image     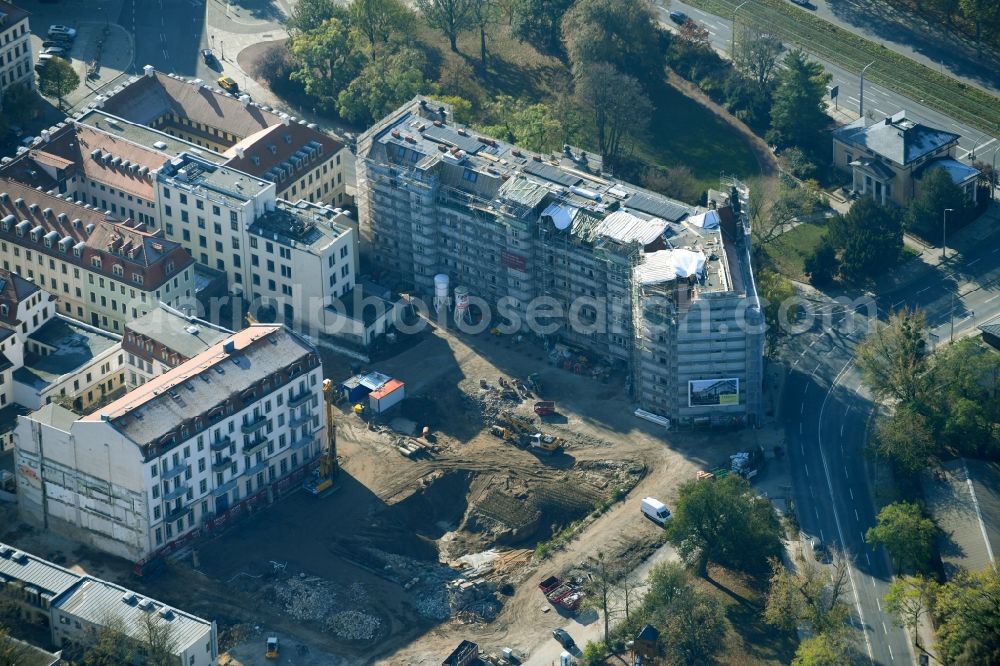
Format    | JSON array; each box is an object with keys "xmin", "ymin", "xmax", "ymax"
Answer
[
  {"xmin": 935, "ymin": 567, "xmax": 1000, "ymax": 665},
  {"xmin": 337, "ymin": 48, "xmax": 429, "ymax": 125},
  {"xmin": 0, "ymin": 624, "xmax": 32, "ymax": 666},
  {"xmin": 767, "ymin": 50, "xmax": 830, "ymax": 151},
  {"xmin": 792, "ymin": 632, "xmax": 855, "ymax": 666},
  {"xmin": 885, "ymin": 575, "xmax": 936, "ymax": 648},
  {"xmin": 830, "ymin": 196, "xmax": 902, "ymax": 281},
  {"xmin": 574, "ymin": 63, "xmax": 652, "ymax": 170},
  {"xmin": 930, "ymin": 338, "xmax": 1000, "ymax": 455},
  {"xmin": 1, "ymin": 83, "xmax": 38, "ymax": 126},
  {"xmin": 757, "ymin": 269, "xmax": 799, "ymax": 357},
  {"xmin": 476, "ymin": 95, "xmax": 566, "ymax": 153},
  {"xmin": 865, "ymin": 502, "xmax": 936, "ymax": 574},
  {"xmin": 38, "ymin": 57, "xmax": 80, "ymax": 110},
  {"xmin": 872, "ymin": 405, "xmax": 937, "ymax": 475},
  {"xmin": 561, "ymin": 0, "xmax": 663, "ymax": 80},
  {"xmin": 667, "ymin": 474, "xmax": 782, "ymax": 576},
  {"xmin": 288, "ymin": 0, "xmax": 339, "ymax": 32},
  {"xmin": 904, "ymin": 166, "xmax": 970, "ymax": 240},
  {"xmin": 804, "ymin": 240, "xmax": 838, "ymax": 285},
  {"xmin": 349, "ymin": 0, "xmax": 413, "ymax": 60},
  {"xmin": 418, "ymin": 0, "xmax": 473, "ymax": 52},
  {"xmin": 510, "ymin": 0, "xmax": 574, "ymax": 52},
  {"xmin": 659, "ymin": 587, "xmax": 726, "ymax": 664},
  {"xmin": 290, "ymin": 16, "xmax": 364, "ymax": 111},
  {"xmin": 959, "ymin": 0, "xmax": 1000, "ymax": 58},
  {"xmin": 855, "ymin": 307, "xmax": 928, "ymax": 405}
]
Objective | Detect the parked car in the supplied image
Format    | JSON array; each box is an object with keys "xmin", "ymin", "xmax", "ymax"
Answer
[
  {"xmin": 669, "ymin": 10, "xmax": 688, "ymax": 24},
  {"xmin": 640, "ymin": 497, "xmax": 672, "ymax": 525},
  {"xmin": 41, "ymin": 40, "xmax": 70, "ymax": 49},
  {"xmin": 39, "ymin": 47, "xmax": 66, "ymax": 57},
  {"xmin": 48, "ymin": 25, "xmax": 76, "ymax": 38},
  {"xmin": 790, "ymin": 0, "xmax": 813, "ymax": 7},
  {"xmin": 216, "ymin": 75, "xmax": 238, "ymax": 94},
  {"xmin": 201, "ymin": 48, "xmax": 215, "ymax": 65},
  {"xmin": 552, "ymin": 628, "xmax": 574, "ymax": 649},
  {"xmin": 812, "ymin": 538, "xmax": 831, "ymax": 563}
]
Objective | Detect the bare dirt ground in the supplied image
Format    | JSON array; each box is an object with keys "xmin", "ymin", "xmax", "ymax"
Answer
[{"xmin": 0, "ymin": 320, "xmax": 775, "ymax": 665}]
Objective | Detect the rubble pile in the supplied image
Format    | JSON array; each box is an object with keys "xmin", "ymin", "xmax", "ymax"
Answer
[
  {"xmin": 415, "ymin": 585, "xmax": 450, "ymax": 619},
  {"xmin": 326, "ymin": 610, "xmax": 382, "ymax": 641},
  {"xmin": 273, "ymin": 576, "xmax": 338, "ymax": 622}
]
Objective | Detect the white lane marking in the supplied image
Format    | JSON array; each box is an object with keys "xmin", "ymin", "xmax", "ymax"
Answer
[
  {"xmin": 969, "ymin": 257, "xmax": 982, "ymax": 266},
  {"xmin": 844, "ymin": 466, "xmax": 849, "ymax": 479},
  {"xmin": 883, "ymin": 621, "xmax": 888, "ymax": 634},
  {"xmin": 801, "ymin": 443, "xmax": 805, "ymax": 455},
  {"xmin": 849, "ymin": 488, "xmax": 854, "ymax": 500},
  {"xmin": 793, "ymin": 359, "xmax": 800, "ymax": 367},
  {"xmin": 861, "ymin": 531, "xmax": 868, "ymax": 544},
  {"xmin": 820, "ymin": 529, "xmax": 825, "ymax": 542},
  {"xmin": 804, "ymin": 384, "xmax": 810, "ymax": 396},
  {"xmin": 799, "ymin": 423, "xmax": 803, "ymax": 435},
  {"xmin": 873, "ymin": 108, "xmax": 886, "ymax": 115},
  {"xmin": 800, "ymin": 348, "xmax": 807, "ymax": 356},
  {"xmin": 840, "ymin": 423, "xmax": 845, "ymax": 437},
  {"xmin": 986, "ymin": 294, "xmax": 1000, "ymax": 303},
  {"xmin": 865, "ymin": 552, "xmax": 871, "ymax": 566},
  {"xmin": 815, "ymin": 506, "xmax": 820, "ymax": 519},
  {"xmin": 810, "ymin": 337, "xmax": 819, "ymax": 347},
  {"xmin": 888, "ymin": 644, "xmax": 894, "ymax": 660},
  {"xmin": 818, "ymin": 359, "xmax": 875, "ymax": 662},
  {"xmin": 962, "ymin": 459, "xmax": 996, "ymax": 566},
  {"xmin": 855, "ymin": 509, "xmax": 860, "ymax": 521},
  {"xmin": 812, "ymin": 362, "xmax": 822, "ymax": 376},
  {"xmin": 801, "ymin": 403, "xmax": 805, "ymax": 414},
  {"xmin": 917, "ymin": 286, "xmax": 930, "ymax": 294},
  {"xmin": 805, "ymin": 465, "xmax": 810, "ymax": 478},
  {"xmin": 847, "ymin": 96, "xmax": 859, "ymax": 104}
]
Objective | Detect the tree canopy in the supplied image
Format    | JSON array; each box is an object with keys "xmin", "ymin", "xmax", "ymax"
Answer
[
  {"xmin": 904, "ymin": 166, "xmax": 970, "ymax": 240},
  {"xmin": 667, "ymin": 474, "xmax": 783, "ymax": 575},
  {"xmin": 865, "ymin": 502, "xmax": 936, "ymax": 574},
  {"xmin": 767, "ymin": 50, "xmax": 830, "ymax": 152},
  {"xmin": 855, "ymin": 307, "xmax": 929, "ymax": 406},
  {"xmin": 289, "ymin": 15, "xmax": 364, "ymax": 111},
  {"xmin": 418, "ymin": 0, "xmax": 473, "ymax": 52},
  {"xmin": 561, "ymin": 0, "xmax": 663, "ymax": 80},
  {"xmin": 574, "ymin": 63, "xmax": 651, "ymax": 171},
  {"xmin": 38, "ymin": 57, "xmax": 80, "ymax": 110},
  {"xmin": 510, "ymin": 0, "xmax": 574, "ymax": 53},
  {"xmin": 827, "ymin": 196, "xmax": 903, "ymax": 281},
  {"xmin": 935, "ymin": 566, "xmax": 1000, "ymax": 664}
]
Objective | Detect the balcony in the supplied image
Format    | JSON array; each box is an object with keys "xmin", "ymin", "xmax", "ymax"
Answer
[
  {"xmin": 288, "ymin": 389, "xmax": 312, "ymax": 409},
  {"xmin": 290, "ymin": 434, "xmax": 313, "ymax": 451},
  {"xmin": 240, "ymin": 414, "xmax": 269, "ymax": 434},
  {"xmin": 161, "ymin": 461, "xmax": 189, "ymax": 481},
  {"xmin": 213, "ymin": 478, "xmax": 237, "ymax": 498},
  {"xmin": 210, "ymin": 436, "xmax": 233, "ymax": 452},
  {"xmin": 211, "ymin": 456, "xmax": 232, "ymax": 472},
  {"xmin": 164, "ymin": 504, "xmax": 193, "ymax": 524},
  {"xmin": 242, "ymin": 436, "xmax": 269, "ymax": 457},
  {"xmin": 244, "ymin": 459, "xmax": 268, "ymax": 477},
  {"xmin": 163, "ymin": 483, "xmax": 189, "ymax": 502},
  {"xmin": 289, "ymin": 410, "xmax": 313, "ymax": 429}
]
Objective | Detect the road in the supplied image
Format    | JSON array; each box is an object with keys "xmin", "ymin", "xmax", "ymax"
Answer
[
  {"xmin": 659, "ymin": 0, "xmax": 1000, "ymax": 161},
  {"xmin": 778, "ymin": 208, "xmax": 1000, "ymax": 665}
]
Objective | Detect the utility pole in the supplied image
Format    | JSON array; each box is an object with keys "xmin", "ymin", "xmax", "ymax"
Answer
[
  {"xmin": 859, "ymin": 61, "xmax": 875, "ymax": 119},
  {"xmin": 731, "ymin": 1, "xmax": 750, "ymax": 58},
  {"xmin": 942, "ymin": 208, "xmax": 953, "ymax": 260}
]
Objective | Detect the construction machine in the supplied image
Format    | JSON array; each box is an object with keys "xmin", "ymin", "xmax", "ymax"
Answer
[
  {"xmin": 303, "ymin": 379, "xmax": 338, "ymax": 495},
  {"xmin": 265, "ymin": 635, "xmax": 279, "ymax": 659}
]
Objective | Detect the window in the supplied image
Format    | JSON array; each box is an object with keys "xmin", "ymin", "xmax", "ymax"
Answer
[
  {"xmin": 230, "ymin": 220, "xmax": 238, "ymax": 231},
  {"xmin": 179, "ymin": 193, "xmax": 188, "ymax": 205},
  {"xmin": 164, "ymin": 205, "xmax": 172, "ymax": 217},
  {"xmin": 214, "ymin": 223, "xmax": 222, "ymax": 235},
  {"xmin": 162, "ymin": 187, "xmax": 171, "ymax": 199},
  {"xmin": 213, "ymin": 205, "xmax": 221, "ymax": 216},
  {"xmin": 230, "ymin": 211, "xmax": 238, "ymax": 223},
  {"xmin": 196, "ymin": 199, "xmax": 204, "ymax": 210},
  {"xmin": 463, "ymin": 169, "xmax": 478, "ymax": 183},
  {"xmin": 180, "ymin": 210, "xmax": 189, "ymax": 223},
  {"xmin": 91, "ymin": 257, "xmax": 101, "ymax": 269}
]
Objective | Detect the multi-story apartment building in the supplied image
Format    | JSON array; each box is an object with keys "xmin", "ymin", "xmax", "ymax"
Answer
[
  {"xmin": 123, "ymin": 302, "xmax": 232, "ymax": 387},
  {"xmin": 0, "ymin": 179, "xmax": 195, "ymax": 333},
  {"xmin": 99, "ymin": 66, "xmax": 352, "ymax": 207},
  {"xmin": 0, "ymin": 543, "xmax": 218, "ymax": 665},
  {"xmin": 358, "ymin": 97, "xmax": 763, "ymax": 425},
  {"xmin": 15, "ymin": 324, "xmax": 326, "ymax": 561},
  {"xmin": 0, "ymin": 2, "xmax": 32, "ymax": 101}
]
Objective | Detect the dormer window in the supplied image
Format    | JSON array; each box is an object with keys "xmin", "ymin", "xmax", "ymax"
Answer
[
  {"xmin": 0, "ymin": 305, "xmax": 7, "ymax": 317},
  {"xmin": 91, "ymin": 257, "xmax": 101, "ymax": 269},
  {"xmin": 132, "ymin": 273, "xmax": 144, "ymax": 285},
  {"xmin": 165, "ymin": 261, "xmax": 175, "ymax": 274},
  {"xmin": 113, "ymin": 265, "xmax": 124, "ymax": 277},
  {"xmin": 73, "ymin": 246, "xmax": 82, "ymax": 258}
]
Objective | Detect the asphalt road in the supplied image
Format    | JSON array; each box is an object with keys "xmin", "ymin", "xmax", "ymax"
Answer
[
  {"xmin": 778, "ymin": 215, "xmax": 1000, "ymax": 665},
  {"xmin": 660, "ymin": 0, "xmax": 1000, "ymax": 162}
]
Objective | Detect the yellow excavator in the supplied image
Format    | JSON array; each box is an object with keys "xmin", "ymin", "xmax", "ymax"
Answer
[{"xmin": 303, "ymin": 378, "xmax": 338, "ymax": 495}]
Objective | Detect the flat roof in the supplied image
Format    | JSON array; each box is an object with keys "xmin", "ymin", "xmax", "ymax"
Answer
[
  {"xmin": 127, "ymin": 304, "xmax": 232, "ymax": 360},
  {"xmin": 15, "ymin": 317, "xmax": 119, "ymax": 390},
  {"xmin": 247, "ymin": 199, "xmax": 350, "ymax": 255},
  {"xmin": 0, "ymin": 542, "xmax": 83, "ymax": 598},
  {"xmin": 157, "ymin": 153, "xmax": 270, "ymax": 207},
  {"xmin": 76, "ymin": 109, "xmax": 228, "ymax": 164}
]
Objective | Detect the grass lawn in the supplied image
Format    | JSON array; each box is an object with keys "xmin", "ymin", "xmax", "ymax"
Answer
[
  {"xmin": 698, "ymin": 565, "xmax": 799, "ymax": 665},
  {"xmin": 764, "ymin": 222, "xmax": 829, "ymax": 281},
  {"xmin": 638, "ymin": 83, "xmax": 761, "ymax": 194}
]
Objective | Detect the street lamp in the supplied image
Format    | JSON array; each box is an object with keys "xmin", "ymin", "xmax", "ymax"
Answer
[
  {"xmin": 942, "ymin": 208, "xmax": 953, "ymax": 260},
  {"xmin": 990, "ymin": 144, "xmax": 1000, "ymax": 199},
  {"xmin": 969, "ymin": 131, "xmax": 989, "ymax": 161},
  {"xmin": 859, "ymin": 61, "xmax": 875, "ymax": 119},
  {"xmin": 731, "ymin": 1, "xmax": 750, "ymax": 57}
]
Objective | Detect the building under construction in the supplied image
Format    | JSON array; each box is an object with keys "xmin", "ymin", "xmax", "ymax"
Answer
[{"xmin": 357, "ymin": 97, "xmax": 763, "ymax": 426}]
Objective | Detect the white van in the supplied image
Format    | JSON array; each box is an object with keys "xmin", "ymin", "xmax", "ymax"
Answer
[{"xmin": 640, "ymin": 497, "xmax": 671, "ymax": 525}]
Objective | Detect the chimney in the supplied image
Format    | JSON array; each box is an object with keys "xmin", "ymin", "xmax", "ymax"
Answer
[
  {"xmin": 239, "ymin": 94, "xmax": 250, "ymax": 107},
  {"xmin": 94, "ymin": 95, "xmax": 105, "ymax": 109},
  {"xmin": 235, "ymin": 146, "xmax": 245, "ymax": 159},
  {"xmin": 280, "ymin": 113, "xmax": 290, "ymax": 127},
  {"xmin": 143, "ymin": 65, "xmax": 154, "ymax": 78},
  {"xmin": 223, "ymin": 340, "xmax": 235, "ymax": 354},
  {"xmin": 41, "ymin": 130, "xmax": 50, "ymax": 143}
]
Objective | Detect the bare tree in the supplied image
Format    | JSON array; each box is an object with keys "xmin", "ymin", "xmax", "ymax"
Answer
[
  {"xmin": 733, "ymin": 25, "xmax": 783, "ymax": 90},
  {"xmin": 574, "ymin": 63, "xmax": 652, "ymax": 170},
  {"xmin": 418, "ymin": 0, "xmax": 473, "ymax": 52},
  {"xmin": 469, "ymin": 0, "xmax": 498, "ymax": 65},
  {"xmin": 585, "ymin": 551, "xmax": 614, "ymax": 644}
]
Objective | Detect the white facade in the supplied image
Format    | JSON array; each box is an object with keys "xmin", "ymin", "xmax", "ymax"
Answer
[
  {"xmin": 14, "ymin": 324, "xmax": 325, "ymax": 561},
  {"xmin": 0, "ymin": 3, "xmax": 32, "ymax": 101}
]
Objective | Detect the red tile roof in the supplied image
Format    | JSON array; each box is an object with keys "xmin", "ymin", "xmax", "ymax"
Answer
[
  {"xmin": 222, "ymin": 122, "xmax": 345, "ymax": 186},
  {"xmin": 0, "ymin": 266, "xmax": 41, "ymax": 327}
]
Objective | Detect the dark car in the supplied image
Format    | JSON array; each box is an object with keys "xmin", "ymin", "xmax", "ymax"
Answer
[
  {"xmin": 790, "ymin": 0, "xmax": 813, "ymax": 7},
  {"xmin": 669, "ymin": 10, "xmax": 688, "ymax": 24},
  {"xmin": 202, "ymin": 49, "xmax": 216, "ymax": 65},
  {"xmin": 552, "ymin": 628, "xmax": 574, "ymax": 649}
]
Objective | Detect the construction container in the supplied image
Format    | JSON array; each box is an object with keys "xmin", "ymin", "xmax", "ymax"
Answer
[
  {"xmin": 369, "ymin": 379, "xmax": 405, "ymax": 414},
  {"xmin": 340, "ymin": 375, "xmax": 370, "ymax": 403}
]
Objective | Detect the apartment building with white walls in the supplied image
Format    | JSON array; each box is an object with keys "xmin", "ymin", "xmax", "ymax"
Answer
[
  {"xmin": 0, "ymin": 2, "xmax": 32, "ymax": 102},
  {"xmin": 14, "ymin": 324, "xmax": 325, "ymax": 561}
]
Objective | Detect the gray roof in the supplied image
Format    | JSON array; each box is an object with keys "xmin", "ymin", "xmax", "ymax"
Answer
[
  {"xmin": 127, "ymin": 304, "xmax": 232, "ymax": 360},
  {"xmin": 24, "ymin": 402, "xmax": 79, "ymax": 432},
  {"xmin": 247, "ymin": 199, "xmax": 350, "ymax": 256},
  {"xmin": 0, "ymin": 542, "xmax": 83, "ymax": 598},
  {"xmin": 76, "ymin": 109, "xmax": 228, "ymax": 164},
  {"xmin": 83, "ymin": 325, "xmax": 315, "ymax": 448},
  {"xmin": 924, "ymin": 458, "xmax": 999, "ymax": 578},
  {"xmin": 979, "ymin": 313, "xmax": 1000, "ymax": 340},
  {"xmin": 15, "ymin": 317, "xmax": 119, "ymax": 390},
  {"xmin": 837, "ymin": 112, "xmax": 959, "ymax": 165},
  {"xmin": 53, "ymin": 577, "xmax": 214, "ymax": 656},
  {"xmin": 156, "ymin": 152, "xmax": 270, "ymax": 207},
  {"xmin": 917, "ymin": 157, "xmax": 981, "ymax": 184}
]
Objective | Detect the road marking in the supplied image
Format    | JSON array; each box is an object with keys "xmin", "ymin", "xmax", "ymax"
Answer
[
  {"xmin": 801, "ymin": 443, "xmax": 805, "ymax": 455},
  {"xmin": 855, "ymin": 509, "xmax": 860, "ymax": 521},
  {"xmin": 877, "ymin": 597, "xmax": 882, "ymax": 612},
  {"xmin": 805, "ymin": 465, "xmax": 810, "ymax": 477},
  {"xmin": 809, "ymin": 337, "xmax": 819, "ymax": 347},
  {"xmin": 865, "ymin": 552, "xmax": 871, "ymax": 566},
  {"xmin": 873, "ymin": 108, "xmax": 886, "ymax": 116},
  {"xmin": 820, "ymin": 529, "xmax": 825, "ymax": 542},
  {"xmin": 888, "ymin": 644, "xmax": 893, "ymax": 660},
  {"xmin": 849, "ymin": 488, "xmax": 854, "ymax": 500},
  {"xmin": 799, "ymin": 423, "xmax": 803, "ymax": 435},
  {"xmin": 804, "ymin": 384, "xmax": 810, "ymax": 396},
  {"xmin": 862, "ymin": 531, "xmax": 868, "ymax": 545},
  {"xmin": 987, "ymin": 294, "xmax": 1000, "ymax": 303},
  {"xmin": 812, "ymin": 362, "xmax": 821, "ymax": 376},
  {"xmin": 815, "ymin": 506, "xmax": 820, "ymax": 519},
  {"xmin": 793, "ymin": 359, "xmax": 800, "ymax": 367},
  {"xmin": 801, "ymin": 403, "xmax": 805, "ymax": 414},
  {"xmin": 883, "ymin": 621, "xmax": 888, "ymax": 634},
  {"xmin": 969, "ymin": 258, "xmax": 982, "ymax": 266},
  {"xmin": 817, "ymin": 359, "xmax": 875, "ymax": 663},
  {"xmin": 800, "ymin": 348, "xmax": 807, "ymax": 356},
  {"xmin": 840, "ymin": 423, "xmax": 844, "ymax": 437},
  {"xmin": 917, "ymin": 286, "xmax": 930, "ymax": 294},
  {"xmin": 844, "ymin": 466, "xmax": 849, "ymax": 479}
]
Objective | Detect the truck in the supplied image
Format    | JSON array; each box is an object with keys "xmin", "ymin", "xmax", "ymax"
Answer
[
  {"xmin": 539, "ymin": 575, "xmax": 583, "ymax": 611},
  {"xmin": 533, "ymin": 401, "xmax": 556, "ymax": 416},
  {"xmin": 730, "ymin": 445, "xmax": 765, "ymax": 479},
  {"xmin": 529, "ymin": 432, "xmax": 563, "ymax": 454},
  {"xmin": 640, "ymin": 497, "xmax": 671, "ymax": 525}
]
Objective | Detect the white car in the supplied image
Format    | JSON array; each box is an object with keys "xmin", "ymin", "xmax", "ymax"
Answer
[
  {"xmin": 39, "ymin": 47, "xmax": 66, "ymax": 57},
  {"xmin": 48, "ymin": 25, "xmax": 77, "ymax": 38}
]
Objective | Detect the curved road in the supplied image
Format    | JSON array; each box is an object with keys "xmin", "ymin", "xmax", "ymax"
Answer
[{"xmin": 782, "ymin": 217, "xmax": 1000, "ymax": 664}]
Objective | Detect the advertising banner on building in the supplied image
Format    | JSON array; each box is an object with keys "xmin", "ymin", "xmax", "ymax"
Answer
[{"xmin": 688, "ymin": 378, "xmax": 740, "ymax": 407}]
